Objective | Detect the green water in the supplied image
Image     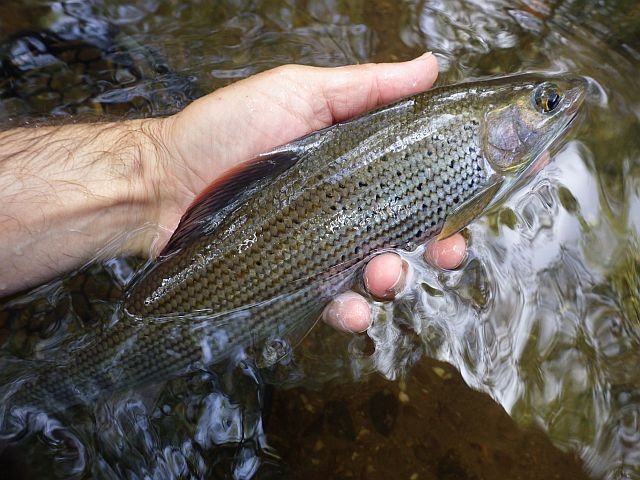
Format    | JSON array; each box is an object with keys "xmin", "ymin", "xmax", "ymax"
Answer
[{"xmin": 0, "ymin": 0, "xmax": 639, "ymax": 478}]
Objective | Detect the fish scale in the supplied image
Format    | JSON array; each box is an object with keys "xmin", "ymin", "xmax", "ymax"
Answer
[{"xmin": 8, "ymin": 74, "xmax": 587, "ymax": 409}]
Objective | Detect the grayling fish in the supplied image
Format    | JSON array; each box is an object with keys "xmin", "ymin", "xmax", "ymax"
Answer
[{"xmin": 6, "ymin": 73, "xmax": 587, "ymax": 411}]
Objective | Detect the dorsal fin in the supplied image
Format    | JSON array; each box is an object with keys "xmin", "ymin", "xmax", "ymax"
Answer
[{"xmin": 160, "ymin": 147, "xmax": 306, "ymax": 256}]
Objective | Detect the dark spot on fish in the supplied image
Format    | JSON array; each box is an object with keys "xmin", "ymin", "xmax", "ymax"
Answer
[{"xmin": 437, "ymin": 450, "xmax": 471, "ymax": 480}]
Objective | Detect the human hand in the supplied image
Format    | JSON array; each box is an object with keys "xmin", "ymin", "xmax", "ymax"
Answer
[
  {"xmin": 323, "ymin": 233, "xmax": 467, "ymax": 333},
  {"xmin": 144, "ymin": 53, "xmax": 467, "ymax": 333}
]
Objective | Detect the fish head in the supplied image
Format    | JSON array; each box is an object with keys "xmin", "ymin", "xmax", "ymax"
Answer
[
  {"xmin": 479, "ymin": 74, "xmax": 588, "ymax": 210},
  {"xmin": 482, "ymin": 75, "xmax": 587, "ymax": 175},
  {"xmin": 437, "ymin": 74, "xmax": 587, "ymax": 240}
]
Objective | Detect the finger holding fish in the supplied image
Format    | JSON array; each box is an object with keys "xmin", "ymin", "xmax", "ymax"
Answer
[{"xmin": 323, "ymin": 233, "xmax": 467, "ymax": 333}]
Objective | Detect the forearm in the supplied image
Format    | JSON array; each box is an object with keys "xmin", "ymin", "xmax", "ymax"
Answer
[{"xmin": 0, "ymin": 120, "xmax": 163, "ymax": 296}]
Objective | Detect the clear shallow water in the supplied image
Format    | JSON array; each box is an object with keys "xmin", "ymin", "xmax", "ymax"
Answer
[{"xmin": 0, "ymin": 0, "xmax": 639, "ymax": 479}]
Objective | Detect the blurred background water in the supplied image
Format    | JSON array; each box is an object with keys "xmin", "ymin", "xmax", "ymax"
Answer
[{"xmin": 0, "ymin": 0, "xmax": 639, "ymax": 478}]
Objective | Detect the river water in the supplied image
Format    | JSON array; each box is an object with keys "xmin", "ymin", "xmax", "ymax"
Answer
[{"xmin": 0, "ymin": 1, "xmax": 639, "ymax": 479}]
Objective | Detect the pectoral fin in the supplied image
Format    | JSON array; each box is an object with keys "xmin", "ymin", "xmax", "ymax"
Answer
[{"xmin": 437, "ymin": 177, "xmax": 504, "ymax": 240}]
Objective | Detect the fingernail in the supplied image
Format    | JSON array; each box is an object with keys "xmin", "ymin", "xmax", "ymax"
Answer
[{"xmin": 375, "ymin": 271, "xmax": 404, "ymax": 301}]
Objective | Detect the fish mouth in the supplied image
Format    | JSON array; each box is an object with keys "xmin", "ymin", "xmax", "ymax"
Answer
[{"xmin": 564, "ymin": 76, "xmax": 589, "ymax": 119}]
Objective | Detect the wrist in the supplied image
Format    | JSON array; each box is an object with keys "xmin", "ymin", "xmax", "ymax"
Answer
[
  {"xmin": 55, "ymin": 118, "xmax": 169, "ymax": 260},
  {"xmin": 119, "ymin": 116, "xmax": 173, "ymax": 257},
  {"xmin": 0, "ymin": 120, "xmax": 167, "ymax": 294},
  {"xmin": 131, "ymin": 114, "xmax": 186, "ymax": 256}
]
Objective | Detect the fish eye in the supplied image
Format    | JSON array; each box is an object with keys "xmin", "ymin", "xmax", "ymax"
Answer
[{"xmin": 533, "ymin": 83, "xmax": 561, "ymax": 113}]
